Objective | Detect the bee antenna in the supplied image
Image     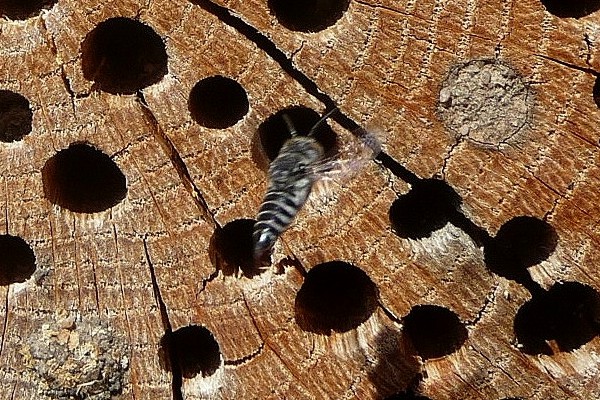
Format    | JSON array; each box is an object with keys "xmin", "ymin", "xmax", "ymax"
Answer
[
  {"xmin": 307, "ymin": 107, "xmax": 338, "ymax": 137},
  {"xmin": 282, "ymin": 113, "xmax": 298, "ymax": 136}
]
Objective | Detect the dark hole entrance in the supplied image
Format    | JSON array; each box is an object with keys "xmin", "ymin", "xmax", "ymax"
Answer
[
  {"xmin": 389, "ymin": 179, "xmax": 462, "ymax": 239},
  {"xmin": 403, "ymin": 305, "xmax": 467, "ymax": 360},
  {"xmin": 81, "ymin": 17, "xmax": 168, "ymax": 95},
  {"xmin": 268, "ymin": 0, "xmax": 350, "ymax": 32},
  {"xmin": 158, "ymin": 325, "xmax": 221, "ymax": 379},
  {"xmin": 41, "ymin": 142, "xmax": 127, "ymax": 213},
  {"xmin": 0, "ymin": 0, "xmax": 57, "ymax": 20},
  {"xmin": 0, "ymin": 90, "xmax": 33, "ymax": 143},
  {"xmin": 0, "ymin": 234, "xmax": 36, "ymax": 285},
  {"xmin": 209, "ymin": 219, "xmax": 264, "ymax": 277},
  {"xmin": 188, "ymin": 76, "xmax": 249, "ymax": 129},
  {"xmin": 493, "ymin": 216, "xmax": 558, "ymax": 266},
  {"xmin": 295, "ymin": 261, "xmax": 378, "ymax": 334},
  {"xmin": 254, "ymin": 105, "xmax": 337, "ymax": 169},
  {"xmin": 593, "ymin": 75, "xmax": 600, "ymax": 109},
  {"xmin": 484, "ymin": 216, "xmax": 557, "ymax": 288},
  {"xmin": 514, "ymin": 281, "xmax": 600, "ymax": 355},
  {"xmin": 540, "ymin": 0, "xmax": 600, "ymax": 18}
]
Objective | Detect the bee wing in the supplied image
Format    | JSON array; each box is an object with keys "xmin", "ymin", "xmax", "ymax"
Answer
[
  {"xmin": 307, "ymin": 127, "xmax": 382, "ymax": 209},
  {"xmin": 310, "ymin": 127, "xmax": 382, "ymax": 183}
]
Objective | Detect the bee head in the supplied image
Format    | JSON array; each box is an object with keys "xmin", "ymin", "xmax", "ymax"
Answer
[{"xmin": 284, "ymin": 136, "xmax": 324, "ymax": 165}]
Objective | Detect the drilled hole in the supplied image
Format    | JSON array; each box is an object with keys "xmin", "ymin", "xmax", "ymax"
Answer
[
  {"xmin": 593, "ymin": 75, "xmax": 600, "ymax": 109},
  {"xmin": 41, "ymin": 142, "xmax": 127, "ymax": 213},
  {"xmin": 0, "ymin": 0, "xmax": 57, "ymax": 19},
  {"xmin": 0, "ymin": 90, "xmax": 33, "ymax": 143},
  {"xmin": 514, "ymin": 281, "xmax": 600, "ymax": 355},
  {"xmin": 495, "ymin": 216, "xmax": 558, "ymax": 265},
  {"xmin": 540, "ymin": 0, "xmax": 600, "ymax": 17},
  {"xmin": 268, "ymin": 0, "xmax": 349, "ymax": 32},
  {"xmin": 295, "ymin": 261, "xmax": 378, "ymax": 334},
  {"xmin": 484, "ymin": 216, "xmax": 557, "ymax": 285},
  {"xmin": 209, "ymin": 219, "xmax": 264, "ymax": 277},
  {"xmin": 188, "ymin": 76, "xmax": 249, "ymax": 129},
  {"xmin": 158, "ymin": 325, "xmax": 221, "ymax": 379},
  {"xmin": 438, "ymin": 59, "xmax": 531, "ymax": 146},
  {"xmin": 0, "ymin": 234, "xmax": 36, "ymax": 285},
  {"xmin": 389, "ymin": 179, "xmax": 461, "ymax": 239},
  {"xmin": 254, "ymin": 105, "xmax": 337, "ymax": 168},
  {"xmin": 81, "ymin": 17, "xmax": 168, "ymax": 95},
  {"xmin": 403, "ymin": 305, "xmax": 467, "ymax": 360},
  {"xmin": 385, "ymin": 392, "xmax": 432, "ymax": 400}
]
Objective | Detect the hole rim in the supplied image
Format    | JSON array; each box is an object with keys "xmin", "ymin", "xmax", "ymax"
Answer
[
  {"xmin": 0, "ymin": 234, "xmax": 36, "ymax": 285},
  {"xmin": 389, "ymin": 179, "xmax": 462, "ymax": 239},
  {"xmin": 294, "ymin": 260, "xmax": 379, "ymax": 335},
  {"xmin": 41, "ymin": 142, "xmax": 127, "ymax": 213},
  {"xmin": 158, "ymin": 325, "xmax": 222, "ymax": 379},
  {"xmin": 402, "ymin": 304, "xmax": 468, "ymax": 360},
  {"xmin": 209, "ymin": 219, "xmax": 265, "ymax": 277},
  {"xmin": 0, "ymin": 0, "xmax": 57, "ymax": 20},
  {"xmin": 484, "ymin": 216, "xmax": 558, "ymax": 288},
  {"xmin": 188, "ymin": 75, "xmax": 249, "ymax": 129},
  {"xmin": 0, "ymin": 89, "xmax": 33, "ymax": 143},
  {"xmin": 253, "ymin": 105, "xmax": 338, "ymax": 170},
  {"xmin": 540, "ymin": 0, "xmax": 600, "ymax": 18},
  {"xmin": 81, "ymin": 17, "xmax": 168, "ymax": 95},
  {"xmin": 268, "ymin": 0, "xmax": 350, "ymax": 32},
  {"xmin": 514, "ymin": 281, "xmax": 600, "ymax": 355}
]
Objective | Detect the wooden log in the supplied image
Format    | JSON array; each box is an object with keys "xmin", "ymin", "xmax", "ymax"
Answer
[{"xmin": 0, "ymin": 0, "xmax": 598, "ymax": 399}]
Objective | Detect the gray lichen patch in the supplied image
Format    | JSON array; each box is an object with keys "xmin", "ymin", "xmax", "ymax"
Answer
[
  {"xmin": 20, "ymin": 311, "xmax": 129, "ymax": 400},
  {"xmin": 437, "ymin": 59, "xmax": 533, "ymax": 147}
]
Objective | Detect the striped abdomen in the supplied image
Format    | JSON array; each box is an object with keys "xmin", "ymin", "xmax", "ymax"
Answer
[
  {"xmin": 253, "ymin": 136, "xmax": 323, "ymax": 262},
  {"xmin": 253, "ymin": 178, "xmax": 313, "ymax": 259}
]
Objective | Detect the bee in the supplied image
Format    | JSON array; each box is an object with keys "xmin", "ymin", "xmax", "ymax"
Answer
[{"xmin": 253, "ymin": 108, "xmax": 381, "ymax": 264}]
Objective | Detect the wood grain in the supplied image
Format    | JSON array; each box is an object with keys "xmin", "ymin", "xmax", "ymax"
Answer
[{"xmin": 0, "ymin": 0, "xmax": 599, "ymax": 399}]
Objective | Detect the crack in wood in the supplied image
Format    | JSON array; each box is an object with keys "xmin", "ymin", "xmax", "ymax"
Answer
[
  {"xmin": 440, "ymin": 134, "xmax": 465, "ymax": 179},
  {"xmin": 449, "ymin": 367, "xmax": 487, "ymax": 398},
  {"xmin": 223, "ymin": 342, "xmax": 265, "ymax": 366},
  {"xmin": 136, "ymin": 92, "xmax": 220, "ymax": 230},
  {"xmin": 4, "ymin": 178, "xmax": 9, "ymax": 234},
  {"xmin": 240, "ymin": 291, "xmax": 313, "ymax": 395},
  {"xmin": 535, "ymin": 358, "xmax": 584, "ymax": 400},
  {"xmin": 353, "ymin": 0, "xmax": 429, "ymax": 23},
  {"xmin": 448, "ymin": 209, "xmax": 492, "ymax": 249},
  {"xmin": 40, "ymin": 16, "xmax": 78, "ymax": 116},
  {"xmin": 377, "ymin": 300, "xmax": 403, "ymax": 325},
  {"xmin": 72, "ymin": 215, "xmax": 84, "ymax": 311},
  {"xmin": 143, "ymin": 236, "xmax": 172, "ymax": 331},
  {"xmin": 534, "ymin": 53, "xmax": 600, "ymax": 76},
  {"xmin": 465, "ymin": 282, "xmax": 500, "ymax": 328},
  {"xmin": 90, "ymin": 261, "xmax": 101, "ymax": 313},
  {"xmin": 583, "ymin": 32, "xmax": 593, "ymax": 67},
  {"xmin": 195, "ymin": 269, "xmax": 219, "ymax": 299},
  {"xmin": 470, "ymin": 344, "xmax": 520, "ymax": 387},
  {"xmin": 143, "ymin": 236, "xmax": 183, "ymax": 400},
  {"xmin": 112, "ymin": 221, "xmax": 138, "ymax": 400},
  {"xmin": 0, "ymin": 290, "xmax": 9, "ymax": 360}
]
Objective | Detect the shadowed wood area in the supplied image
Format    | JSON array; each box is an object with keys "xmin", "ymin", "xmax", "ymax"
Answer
[{"xmin": 0, "ymin": 0, "xmax": 599, "ymax": 399}]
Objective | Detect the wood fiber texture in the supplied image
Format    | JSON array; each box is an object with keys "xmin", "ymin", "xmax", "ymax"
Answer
[{"xmin": 0, "ymin": 0, "xmax": 598, "ymax": 399}]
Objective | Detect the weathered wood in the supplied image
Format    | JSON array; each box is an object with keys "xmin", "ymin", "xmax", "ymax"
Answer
[{"xmin": 0, "ymin": 0, "xmax": 599, "ymax": 399}]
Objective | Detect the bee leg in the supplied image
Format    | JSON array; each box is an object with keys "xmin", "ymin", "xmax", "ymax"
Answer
[{"xmin": 282, "ymin": 113, "xmax": 298, "ymax": 136}]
